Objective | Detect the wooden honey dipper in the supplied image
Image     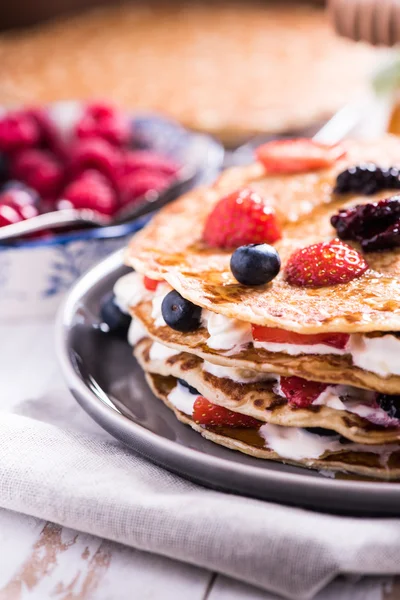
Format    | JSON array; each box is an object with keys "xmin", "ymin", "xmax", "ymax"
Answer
[{"xmin": 329, "ymin": 0, "xmax": 400, "ymax": 46}]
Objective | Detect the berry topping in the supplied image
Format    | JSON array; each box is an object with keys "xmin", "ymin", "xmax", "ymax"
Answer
[
  {"xmin": 193, "ymin": 396, "xmax": 261, "ymax": 428},
  {"xmin": 331, "ymin": 196, "xmax": 400, "ymax": 252},
  {"xmin": 203, "ymin": 188, "xmax": 281, "ymax": 249},
  {"xmin": 161, "ymin": 290, "xmax": 202, "ymax": 332},
  {"xmin": 376, "ymin": 394, "xmax": 400, "ymax": 420},
  {"xmin": 285, "ymin": 239, "xmax": 368, "ymax": 288},
  {"xmin": 0, "ymin": 187, "xmax": 39, "ymax": 221},
  {"xmin": 177, "ymin": 379, "xmax": 200, "ymax": 395},
  {"xmin": 0, "ymin": 111, "xmax": 40, "ymax": 153},
  {"xmin": 256, "ymin": 138, "xmax": 345, "ymax": 174},
  {"xmin": 143, "ymin": 276, "xmax": 160, "ymax": 291},
  {"xmin": 230, "ymin": 243, "xmax": 281, "ymax": 286},
  {"xmin": 61, "ymin": 170, "xmax": 117, "ymax": 216},
  {"xmin": 252, "ymin": 326, "xmax": 350, "ymax": 349},
  {"xmin": 122, "ymin": 150, "xmax": 179, "ymax": 177},
  {"xmin": 280, "ymin": 376, "xmax": 327, "ymax": 408},
  {"xmin": 27, "ymin": 108, "xmax": 67, "ymax": 159},
  {"xmin": 334, "ymin": 164, "xmax": 400, "ymax": 196},
  {"xmin": 76, "ymin": 102, "xmax": 131, "ymax": 147},
  {"xmin": 118, "ymin": 170, "xmax": 172, "ymax": 208},
  {"xmin": 68, "ymin": 138, "xmax": 121, "ymax": 184},
  {"xmin": 100, "ymin": 292, "xmax": 131, "ymax": 337},
  {"xmin": 10, "ymin": 149, "xmax": 64, "ymax": 199}
]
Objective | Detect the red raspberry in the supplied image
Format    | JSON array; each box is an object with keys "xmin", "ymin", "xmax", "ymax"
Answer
[
  {"xmin": 10, "ymin": 149, "xmax": 64, "ymax": 199},
  {"xmin": 193, "ymin": 396, "xmax": 261, "ymax": 428},
  {"xmin": 68, "ymin": 138, "xmax": 122, "ymax": 185},
  {"xmin": 27, "ymin": 108, "xmax": 67, "ymax": 159},
  {"xmin": 143, "ymin": 276, "xmax": 160, "ymax": 291},
  {"xmin": 203, "ymin": 188, "xmax": 282, "ymax": 249},
  {"xmin": 122, "ymin": 150, "xmax": 179, "ymax": 177},
  {"xmin": 0, "ymin": 111, "xmax": 40, "ymax": 153},
  {"xmin": 76, "ymin": 102, "xmax": 130, "ymax": 147},
  {"xmin": 118, "ymin": 170, "xmax": 172, "ymax": 208},
  {"xmin": 0, "ymin": 188, "xmax": 39, "ymax": 221},
  {"xmin": 61, "ymin": 170, "xmax": 118, "ymax": 216},
  {"xmin": 280, "ymin": 376, "xmax": 328, "ymax": 408},
  {"xmin": 285, "ymin": 239, "xmax": 368, "ymax": 288}
]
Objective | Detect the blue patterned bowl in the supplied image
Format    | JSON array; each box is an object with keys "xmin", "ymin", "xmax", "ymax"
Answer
[{"xmin": 0, "ymin": 108, "xmax": 224, "ymax": 320}]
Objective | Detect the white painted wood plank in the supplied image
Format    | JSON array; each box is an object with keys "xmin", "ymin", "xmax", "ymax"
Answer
[
  {"xmin": 0, "ymin": 511, "xmax": 211, "ymax": 600},
  {"xmin": 208, "ymin": 574, "xmax": 391, "ymax": 600}
]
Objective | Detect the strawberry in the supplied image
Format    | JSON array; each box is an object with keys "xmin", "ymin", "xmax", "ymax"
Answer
[
  {"xmin": 255, "ymin": 138, "xmax": 345, "ymax": 174},
  {"xmin": 284, "ymin": 239, "xmax": 368, "ymax": 288},
  {"xmin": 280, "ymin": 376, "xmax": 327, "ymax": 408},
  {"xmin": 252, "ymin": 326, "xmax": 349, "ymax": 350},
  {"xmin": 203, "ymin": 188, "xmax": 281, "ymax": 249},
  {"xmin": 193, "ymin": 397, "xmax": 261, "ymax": 428},
  {"xmin": 143, "ymin": 276, "xmax": 160, "ymax": 291}
]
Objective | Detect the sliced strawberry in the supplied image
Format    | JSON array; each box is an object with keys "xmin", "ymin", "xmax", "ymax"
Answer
[
  {"xmin": 285, "ymin": 239, "xmax": 368, "ymax": 288},
  {"xmin": 280, "ymin": 376, "xmax": 327, "ymax": 408},
  {"xmin": 256, "ymin": 138, "xmax": 346, "ymax": 174},
  {"xmin": 143, "ymin": 276, "xmax": 160, "ymax": 291},
  {"xmin": 193, "ymin": 396, "xmax": 261, "ymax": 428},
  {"xmin": 203, "ymin": 188, "xmax": 281, "ymax": 249},
  {"xmin": 252, "ymin": 326, "xmax": 349, "ymax": 350}
]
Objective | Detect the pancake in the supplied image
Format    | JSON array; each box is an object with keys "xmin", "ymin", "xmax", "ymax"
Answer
[
  {"xmin": 134, "ymin": 337, "xmax": 400, "ymax": 445},
  {"xmin": 126, "ymin": 136, "xmax": 400, "ymax": 334},
  {"xmin": 144, "ymin": 369, "xmax": 400, "ymax": 481},
  {"xmin": 132, "ymin": 300, "xmax": 400, "ymax": 395}
]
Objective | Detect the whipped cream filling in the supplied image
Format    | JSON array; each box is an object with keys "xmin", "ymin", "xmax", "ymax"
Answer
[
  {"xmin": 259, "ymin": 424, "xmax": 341, "ymax": 460},
  {"xmin": 348, "ymin": 334, "xmax": 400, "ymax": 377},
  {"xmin": 201, "ymin": 310, "xmax": 253, "ymax": 352},
  {"xmin": 167, "ymin": 382, "xmax": 197, "ymax": 416},
  {"xmin": 128, "ymin": 318, "xmax": 147, "ymax": 346},
  {"xmin": 114, "ymin": 272, "xmax": 151, "ymax": 313},
  {"xmin": 149, "ymin": 341, "xmax": 179, "ymax": 361},
  {"xmin": 203, "ymin": 361, "xmax": 276, "ymax": 383}
]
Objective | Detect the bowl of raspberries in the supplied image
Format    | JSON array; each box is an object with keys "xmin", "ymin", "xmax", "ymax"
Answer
[{"xmin": 0, "ymin": 101, "xmax": 223, "ymax": 319}]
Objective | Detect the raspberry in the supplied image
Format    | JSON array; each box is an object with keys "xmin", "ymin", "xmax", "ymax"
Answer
[
  {"xmin": 10, "ymin": 149, "xmax": 64, "ymax": 199},
  {"xmin": 76, "ymin": 102, "xmax": 131, "ymax": 147},
  {"xmin": 192, "ymin": 396, "xmax": 261, "ymax": 428},
  {"xmin": 68, "ymin": 138, "xmax": 122, "ymax": 185},
  {"xmin": 285, "ymin": 239, "xmax": 368, "ymax": 288},
  {"xmin": 122, "ymin": 150, "xmax": 179, "ymax": 177},
  {"xmin": 61, "ymin": 170, "xmax": 117, "ymax": 216},
  {"xmin": 0, "ymin": 111, "xmax": 40, "ymax": 153},
  {"xmin": 27, "ymin": 108, "xmax": 67, "ymax": 159},
  {"xmin": 280, "ymin": 376, "xmax": 327, "ymax": 408},
  {"xmin": 203, "ymin": 188, "xmax": 282, "ymax": 249},
  {"xmin": 256, "ymin": 138, "xmax": 345, "ymax": 174},
  {"xmin": 331, "ymin": 196, "xmax": 400, "ymax": 252},
  {"xmin": 0, "ymin": 187, "xmax": 39, "ymax": 227},
  {"xmin": 143, "ymin": 276, "xmax": 160, "ymax": 291},
  {"xmin": 118, "ymin": 170, "xmax": 172, "ymax": 207}
]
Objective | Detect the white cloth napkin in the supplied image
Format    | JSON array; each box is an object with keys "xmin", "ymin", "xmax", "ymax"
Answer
[{"xmin": 2, "ymin": 321, "xmax": 400, "ymax": 600}]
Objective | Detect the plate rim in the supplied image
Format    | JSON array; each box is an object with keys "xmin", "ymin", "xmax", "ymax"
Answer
[{"xmin": 56, "ymin": 249, "xmax": 400, "ymax": 514}]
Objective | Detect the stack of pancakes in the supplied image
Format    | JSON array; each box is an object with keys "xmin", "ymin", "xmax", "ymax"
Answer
[{"xmin": 117, "ymin": 136, "xmax": 400, "ymax": 480}]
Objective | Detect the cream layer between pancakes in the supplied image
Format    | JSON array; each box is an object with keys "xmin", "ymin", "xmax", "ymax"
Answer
[{"xmin": 114, "ymin": 272, "xmax": 400, "ymax": 379}]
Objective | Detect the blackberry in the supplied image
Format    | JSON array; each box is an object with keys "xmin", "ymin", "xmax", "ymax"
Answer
[
  {"xmin": 376, "ymin": 394, "xmax": 400, "ymax": 420},
  {"xmin": 331, "ymin": 196, "xmax": 400, "ymax": 252},
  {"xmin": 334, "ymin": 163, "xmax": 400, "ymax": 196}
]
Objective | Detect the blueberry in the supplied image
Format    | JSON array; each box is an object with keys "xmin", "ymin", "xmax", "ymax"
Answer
[
  {"xmin": 178, "ymin": 379, "xmax": 200, "ymax": 395},
  {"xmin": 100, "ymin": 292, "xmax": 131, "ymax": 337},
  {"xmin": 377, "ymin": 394, "xmax": 400, "ymax": 419},
  {"xmin": 161, "ymin": 290, "xmax": 201, "ymax": 332},
  {"xmin": 230, "ymin": 244, "xmax": 281, "ymax": 286}
]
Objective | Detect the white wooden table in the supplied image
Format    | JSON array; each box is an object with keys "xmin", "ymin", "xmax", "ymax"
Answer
[{"xmin": 1, "ymin": 320, "xmax": 399, "ymax": 600}]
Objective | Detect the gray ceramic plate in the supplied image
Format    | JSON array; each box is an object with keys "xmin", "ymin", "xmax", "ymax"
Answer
[{"xmin": 57, "ymin": 250, "xmax": 400, "ymax": 516}]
